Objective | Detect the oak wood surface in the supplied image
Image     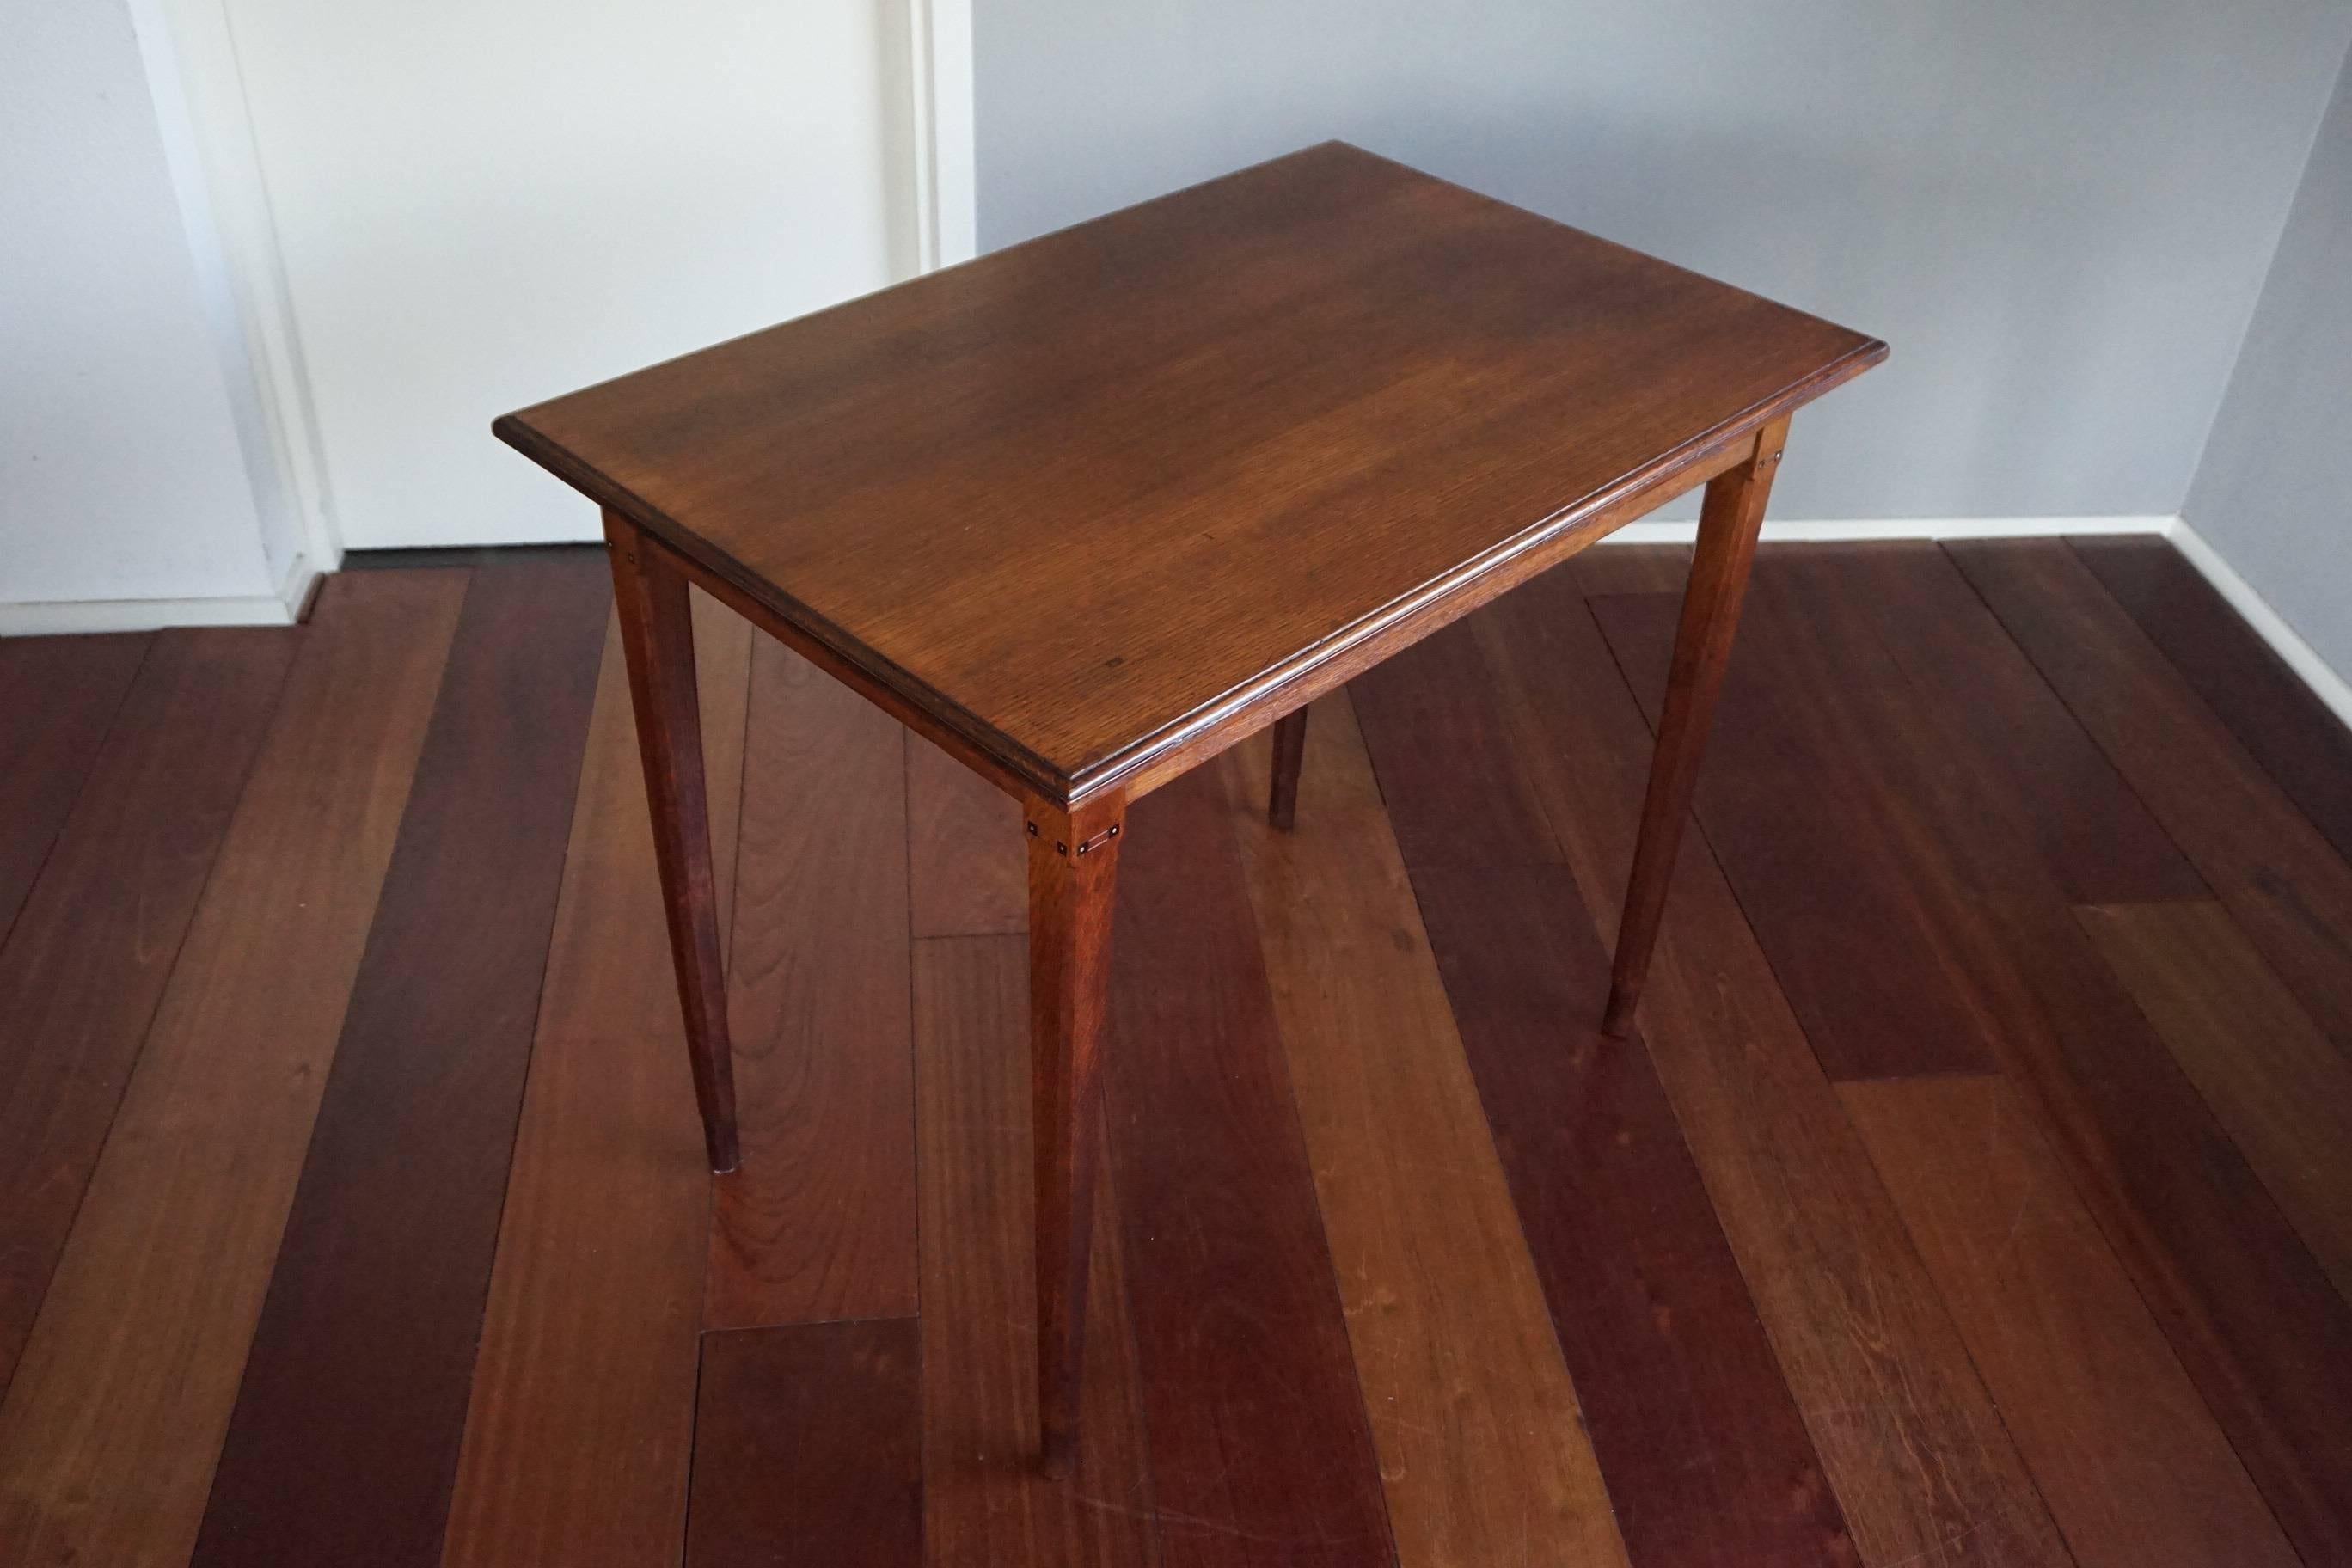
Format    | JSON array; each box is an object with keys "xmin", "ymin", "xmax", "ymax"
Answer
[
  {"xmin": 496, "ymin": 143, "xmax": 1881, "ymax": 805},
  {"xmin": 189, "ymin": 556, "xmax": 610, "ymax": 1568},
  {"xmin": 913, "ymin": 934, "xmax": 1161, "ymax": 1567},
  {"xmin": 2078, "ymin": 899, "xmax": 2352, "ymax": 1303},
  {"xmin": 708, "ymin": 634, "xmax": 919, "ymax": 1327},
  {"xmin": 0, "ymin": 627, "xmax": 296, "ymax": 1391},
  {"xmin": 686, "ymin": 1320, "xmax": 923, "ymax": 1568},
  {"xmin": 1101, "ymin": 769, "xmax": 1393, "ymax": 1565},
  {"xmin": 438, "ymin": 594, "xmax": 751, "ymax": 1568},
  {"xmin": 2072, "ymin": 534, "xmax": 2352, "ymax": 867},
  {"xmin": 1843, "ymin": 1074, "xmax": 2298, "ymax": 1568},
  {"xmin": 1473, "ymin": 556, "xmax": 2073, "ymax": 1568},
  {"xmin": 0, "ymin": 631, "xmax": 150, "ymax": 945},
  {"xmin": 0, "ymin": 573, "xmax": 462, "ymax": 1568},
  {"xmin": 1951, "ymin": 539, "xmax": 2352, "ymax": 1053},
  {"xmin": 1218, "ymin": 696, "xmax": 1632, "ymax": 1568}
]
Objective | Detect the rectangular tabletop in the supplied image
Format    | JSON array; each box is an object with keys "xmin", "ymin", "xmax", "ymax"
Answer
[{"xmin": 496, "ymin": 142, "xmax": 1883, "ymax": 805}]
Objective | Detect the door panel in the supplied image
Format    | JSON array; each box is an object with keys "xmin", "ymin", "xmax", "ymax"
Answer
[{"xmin": 224, "ymin": 0, "xmax": 905, "ymax": 546}]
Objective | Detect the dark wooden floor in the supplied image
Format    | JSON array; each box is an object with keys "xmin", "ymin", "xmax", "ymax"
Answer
[{"xmin": 3, "ymin": 537, "xmax": 2349, "ymax": 1568}]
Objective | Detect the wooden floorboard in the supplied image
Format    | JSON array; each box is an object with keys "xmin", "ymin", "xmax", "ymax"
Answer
[
  {"xmin": 0, "ymin": 625, "xmax": 297, "ymax": 1392},
  {"xmin": 686, "ymin": 1320, "xmax": 923, "ymax": 1568},
  {"xmin": 2073, "ymin": 535, "xmax": 2352, "ymax": 867},
  {"xmin": 913, "ymin": 934, "xmax": 1162, "ymax": 1568},
  {"xmin": 2078, "ymin": 899, "xmax": 2352, "ymax": 1304},
  {"xmin": 0, "ymin": 631, "xmax": 150, "ymax": 946},
  {"xmin": 0, "ymin": 573, "xmax": 463, "ymax": 1568},
  {"xmin": 1749, "ymin": 545, "xmax": 2352, "ymax": 1564},
  {"xmin": 1220, "ymin": 695, "xmax": 1631, "ymax": 1568},
  {"xmin": 1479, "ymin": 556, "xmax": 2073, "ymax": 1568},
  {"xmin": 1768, "ymin": 544, "xmax": 2205, "ymax": 904},
  {"xmin": 1102, "ymin": 768, "xmax": 1395, "ymax": 1568},
  {"xmin": 8, "ymin": 537, "xmax": 2349, "ymax": 1568},
  {"xmin": 1951, "ymin": 539, "xmax": 2352, "ymax": 1053},
  {"xmin": 438, "ymin": 591, "xmax": 753, "ymax": 1568},
  {"xmin": 1589, "ymin": 582, "xmax": 2001, "ymax": 1081},
  {"xmin": 708, "ymin": 637, "xmax": 919, "ymax": 1328},
  {"xmin": 1355, "ymin": 636, "xmax": 1852, "ymax": 1568},
  {"xmin": 190, "ymin": 554, "xmax": 610, "ymax": 1568},
  {"xmin": 1336, "ymin": 617, "xmax": 1557, "ymax": 868},
  {"xmin": 908, "ymin": 732, "xmax": 1026, "ymax": 938},
  {"xmin": 1418, "ymin": 862, "xmax": 1852, "ymax": 1568},
  {"xmin": 1843, "ymin": 1074, "xmax": 2299, "ymax": 1568}
]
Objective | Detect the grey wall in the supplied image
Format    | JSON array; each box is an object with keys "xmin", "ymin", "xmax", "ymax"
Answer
[
  {"xmin": 976, "ymin": 0, "xmax": 2352, "ymax": 523},
  {"xmin": 2186, "ymin": 51, "xmax": 2352, "ymax": 683}
]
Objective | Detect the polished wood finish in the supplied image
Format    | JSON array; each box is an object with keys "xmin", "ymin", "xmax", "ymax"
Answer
[
  {"xmin": 1473, "ymin": 553, "xmax": 2071, "ymax": 1566},
  {"xmin": 439, "ymin": 596, "xmax": 750, "ymax": 1568},
  {"xmin": 606, "ymin": 511, "xmax": 741, "ymax": 1172},
  {"xmin": 1602, "ymin": 416, "xmax": 1785, "ymax": 1036},
  {"xmin": 190, "ymin": 557, "xmax": 609, "ymax": 1568},
  {"xmin": 1025, "ymin": 793, "xmax": 1125, "ymax": 1475},
  {"xmin": 1804, "ymin": 542, "xmax": 2204, "ymax": 902},
  {"xmin": 687, "ymin": 1320, "xmax": 923, "ymax": 1568},
  {"xmin": 1708, "ymin": 543, "xmax": 2352, "ymax": 1562},
  {"xmin": 0, "ymin": 632, "xmax": 149, "ymax": 946},
  {"xmin": 497, "ymin": 144, "xmax": 1880, "ymax": 807},
  {"xmin": 1102, "ymin": 770, "xmax": 1393, "ymax": 1562},
  {"xmin": 9, "ymin": 538, "xmax": 2352, "ymax": 1567},
  {"xmin": 2079, "ymin": 899, "xmax": 2352, "ymax": 1302},
  {"xmin": 0, "ymin": 628, "xmax": 295, "ymax": 1390},
  {"xmin": 2073, "ymin": 534, "xmax": 2352, "ymax": 865},
  {"xmin": 1263, "ymin": 707, "xmax": 1308, "ymax": 830},
  {"xmin": 707, "ymin": 634, "xmax": 920, "ymax": 1329},
  {"xmin": 1952, "ymin": 539, "xmax": 2352, "ymax": 1052},
  {"xmin": 0, "ymin": 575, "xmax": 461, "ymax": 1568},
  {"xmin": 909, "ymin": 735, "xmax": 1026, "ymax": 937},
  {"xmin": 912, "ymin": 935, "xmax": 1161, "ymax": 1565},
  {"xmin": 1591, "ymin": 575, "xmax": 2002, "ymax": 1079},
  {"xmin": 1220, "ymin": 697, "xmax": 1630, "ymax": 1568},
  {"xmin": 1353, "ymin": 639, "xmax": 1853, "ymax": 1565},
  {"xmin": 497, "ymin": 146, "xmax": 1886, "ymax": 1470},
  {"xmin": 1844, "ymin": 1074, "xmax": 2298, "ymax": 1568}
]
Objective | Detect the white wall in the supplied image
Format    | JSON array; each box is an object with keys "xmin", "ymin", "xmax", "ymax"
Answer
[
  {"xmin": 218, "ymin": 0, "xmax": 910, "ymax": 548},
  {"xmin": 2185, "ymin": 49, "xmax": 2352, "ymax": 688},
  {"xmin": 974, "ymin": 0, "xmax": 2352, "ymax": 526},
  {"xmin": 1, "ymin": 0, "xmax": 296, "ymax": 618}
]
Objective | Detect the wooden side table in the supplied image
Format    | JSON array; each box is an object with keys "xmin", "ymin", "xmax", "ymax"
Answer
[{"xmin": 495, "ymin": 142, "xmax": 1883, "ymax": 1471}]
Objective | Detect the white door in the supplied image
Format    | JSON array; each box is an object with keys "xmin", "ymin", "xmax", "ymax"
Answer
[{"xmin": 211, "ymin": 0, "xmax": 968, "ymax": 547}]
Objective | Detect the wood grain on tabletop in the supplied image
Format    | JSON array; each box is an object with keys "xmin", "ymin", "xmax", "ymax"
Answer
[{"xmin": 497, "ymin": 142, "xmax": 1882, "ymax": 799}]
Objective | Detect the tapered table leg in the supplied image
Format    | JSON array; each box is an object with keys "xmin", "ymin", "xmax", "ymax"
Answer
[
  {"xmin": 605, "ymin": 511, "xmax": 742, "ymax": 1172},
  {"xmin": 1267, "ymin": 707, "xmax": 1309, "ymax": 830},
  {"xmin": 1602, "ymin": 418, "xmax": 1788, "ymax": 1038},
  {"xmin": 1026, "ymin": 799, "xmax": 1125, "ymax": 1474}
]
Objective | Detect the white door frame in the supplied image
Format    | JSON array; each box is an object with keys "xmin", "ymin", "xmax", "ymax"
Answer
[{"xmin": 126, "ymin": 0, "xmax": 976, "ymax": 621}]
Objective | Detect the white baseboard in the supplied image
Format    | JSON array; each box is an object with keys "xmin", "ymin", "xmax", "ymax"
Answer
[
  {"xmin": 2169, "ymin": 520, "xmax": 2352, "ymax": 734},
  {"xmin": 0, "ymin": 550, "xmax": 320, "ymax": 635},
  {"xmin": 1598, "ymin": 514, "xmax": 2176, "ymax": 544},
  {"xmin": 1597, "ymin": 511, "xmax": 2351, "ymax": 735}
]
